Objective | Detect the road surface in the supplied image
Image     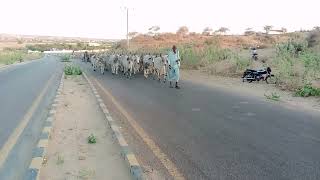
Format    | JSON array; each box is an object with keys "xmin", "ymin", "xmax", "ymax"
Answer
[
  {"xmin": 0, "ymin": 56, "xmax": 63, "ymax": 179},
  {"xmin": 80, "ymin": 60, "xmax": 320, "ymax": 180}
]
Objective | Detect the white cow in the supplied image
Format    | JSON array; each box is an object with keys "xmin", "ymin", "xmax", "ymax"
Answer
[
  {"xmin": 153, "ymin": 54, "xmax": 168, "ymax": 82},
  {"xmin": 119, "ymin": 55, "xmax": 134, "ymax": 78},
  {"xmin": 110, "ymin": 54, "xmax": 120, "ymax": 75},
  {"xmin": 131, "ymin": 54, "xmax": 141, "ymax": 75},
  {"xmin": 91, "ymin": 54, "xmax": 106, "ymax": 74},
  {"xmin": 91, "ymin": 55, "xmax": 98, "ymax": 71},
  {"xmin": 97, "ymin": 57, "xmax": 106, "ymax": 74},
  {"xmin": 142, "ymin": 54, "xmax": 154, "ymax": 79}
]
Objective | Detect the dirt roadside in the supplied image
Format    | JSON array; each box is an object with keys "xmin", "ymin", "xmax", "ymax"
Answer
[
  {"xmin": 181, "ymin": 70, "xmax": 320, "ymax": 113},
  {"xmin": 39, "ymin": 75, "xmax": 132, "ymax": 180}
]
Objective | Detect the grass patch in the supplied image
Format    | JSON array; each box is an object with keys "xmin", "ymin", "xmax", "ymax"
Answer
[
  {"xmin": 264, "ymin": 92, "xmax": 281, "ymax": 101},
  {"xmin": 61, "ymin": 54, "xmax": 71, "ymax": 62},
  {"xmin": 295, "ymin": 84, "xmax": 320, "ymax": 97},
  {"xmin": 56, "ymin": 154, "xmax": 64, "ymax": 165},
  {"xmin": 273, "ymin": 40, "xmax": 320, "ymax": 90},
  {"xmin": 64, "ymin": 65, "xmax": 82, "ymax": 75},
  {"xmin": 87, "ymin": 134, "xmax": 97, "ymax": 144},
  {"xmin": 0, "ymin": 50, "xmax": 43, "ymax": 65},
  {"xmin": 78, "ymin": 169, "xmax": 95, "ymax": 179}
]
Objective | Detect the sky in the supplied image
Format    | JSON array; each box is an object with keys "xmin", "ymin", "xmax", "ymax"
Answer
[{"xmin": 0, "ymin": 0, "xmax": 319, "ymax": 39}]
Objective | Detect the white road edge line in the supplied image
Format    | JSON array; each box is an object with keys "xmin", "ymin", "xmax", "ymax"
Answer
[{"xmin": 0, "ymin": 73, "xmax": 56, "ymax": 168}]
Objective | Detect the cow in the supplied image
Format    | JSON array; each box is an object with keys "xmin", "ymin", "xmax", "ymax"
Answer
[
  {"xmin": 119, "ymin": 55, "xmax": 134, "ymax": 78},
  {"xmin": 153, "ymin": 54, "xmax": 168, "ymax": 83},
  {"xmin": 110, "ymin": 54, "xmax": 120, "ymax": 75},
  {"xmin": 131, "ymin": 54, "xmax": 141, "ymax": 75},
  {"xmin": 142, "ymin": 54, "xmax": 154, "ymax": 79}
]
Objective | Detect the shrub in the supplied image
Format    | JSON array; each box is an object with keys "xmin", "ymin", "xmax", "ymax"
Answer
[
  {"xmin": 64, "ymin": 65, "xmax": 82, "ymax": 75},
  {"xmin": 307, "ymin": 31, "xmax": 320, "ymax": 48},
  {"xmin": 264, "ymin": 92, "xmax": 280, "ymax": 101},
  {"xmin": 0, "ymin": 50, "xmax": 28, "ymax": 65},
  {"xmin": 295, "ymin": 84, "xmax": 320, "ymax": 97},
  {"xmin": 273, "ymin": 40, "xmax": 320, "ymax": 90},
  {"xmin": 61, "ymin": 54, "xmax": 71, "ymax": 62},
  {"xmin": 88, "ymin": 134, "xmax": 97, "ymax": 144},
  {"xmin": 276, "ymin": 40, "xmax": 307, "ymax": 57}
]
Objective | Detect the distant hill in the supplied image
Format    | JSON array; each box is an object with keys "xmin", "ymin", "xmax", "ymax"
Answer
[{"xmin": 0, "ymin": 33, "xmax": 119, "ymax": 43}]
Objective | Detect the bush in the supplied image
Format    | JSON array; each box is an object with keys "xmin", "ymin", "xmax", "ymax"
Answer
[
  {"xmin": 179, "ymin": 44, "xmax": 252, "ymax": 74},
  {"xmin": 88, "ymin": 134, "xmax": 97, "ymax": 144},
  {"xmin": 273, "ymin": 40, "xmax": 320, "ymax": 90},
  {"xmin": 264, "ymin": 92, "xmax": 281, "ymax": 101},
  {"xmin": 0, "ymin": 50, "xmax": 36, "ymax": 65},
  {"xmin": 276, "ymin": 40, "xmax": 307, "ymax": 57},
  {"xmin": 295, "ymin": 84, "xmax": 320, "ymax": 97},
  {"xmin": 307, "ymin": 31, "xmax": 320, "ymax": 48},
  {"xmin": 61, "ymin": 54, "xmax": 71, "ymax": 62},
  {"xmin": 64, "ymin": 65, "xmax": 82, "ymax": 75}
]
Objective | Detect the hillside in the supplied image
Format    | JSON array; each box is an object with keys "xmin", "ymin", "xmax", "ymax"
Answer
[
  {"xmin": 0, "ymin": 33, "xmax": 119, "ymax": 50},
  {"xmin": 119, "ymin": 33, "xmax": 293, "ymax": 51}
]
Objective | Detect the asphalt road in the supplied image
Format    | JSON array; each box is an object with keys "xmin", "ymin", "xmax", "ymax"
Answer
[
  {"xmin": 80, "ymin": 61, "xmax": 320, "ymax": 180},
  {"xmin": 0, "ymin": 56, "xmax": 63, "ymax": 179}
]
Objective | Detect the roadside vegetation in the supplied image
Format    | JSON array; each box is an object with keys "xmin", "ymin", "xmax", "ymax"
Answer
[
  {"xmin": 271, "ymin": 31, "xmax": 320, "ymax": 94},
  {"xmin": 264, "ymin": 92, "xmax": 281, "ymax": 101},
  {"xmin": 87, "ymin": 134, "xmax": 97, "ymax": 144},
  {"xmin": 26, "ymin": 42, "xmax": 112, "ymax": 52},
  {"xmin": 295, "ymin": 84, "xmax": 320, "ymax": 97},
  {"xmin": 64, "ymin": 65, "xmax": 82, "ymax": 75},
  {"xmin": 56, "ymin": 154, "xmax": 64, "ymax": 165},
  {"xmin": 61, "ymin": 54, "xmax": 71, "ymax": 62},
  {"xmin": 114, "ymin": 27, "xmax": 320, "ymax": 97},
  {"xmin": 0, "ymin": 49, "xmax": 43, "ymax": 65}
]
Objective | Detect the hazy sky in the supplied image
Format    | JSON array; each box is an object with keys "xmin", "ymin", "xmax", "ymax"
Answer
[{"xmin": 0, "ymin": 0, "xmax": 319, "ymax": 39}]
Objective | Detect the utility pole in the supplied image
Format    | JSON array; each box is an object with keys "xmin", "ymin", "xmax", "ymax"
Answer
[
  {"xmin": 121, "ymin": 6, "xmax": 130, "ymax": 49},
  {"xmin": 126, "ymin": 8, "xmax": 129, "ymax": 49}
]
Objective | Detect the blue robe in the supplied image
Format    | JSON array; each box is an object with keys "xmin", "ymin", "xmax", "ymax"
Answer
[{"xmin": 167, "ymin": 50, "xmax": 180, "ymax": 82}]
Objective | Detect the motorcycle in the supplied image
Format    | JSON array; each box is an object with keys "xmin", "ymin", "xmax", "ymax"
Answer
[{"xmin": 242, "ymin": 67, "xmax": 276, "ymax": 84}]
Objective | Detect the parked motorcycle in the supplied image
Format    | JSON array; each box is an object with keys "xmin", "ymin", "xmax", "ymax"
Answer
[{"xmin": 242, "ymin": 67, "xmax": 276, "ymax": 84}]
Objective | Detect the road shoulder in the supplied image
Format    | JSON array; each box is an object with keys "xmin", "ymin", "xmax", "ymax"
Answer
[
  {"xmin": 39, "ymin": 75, "xmax": 132, "ymax": 180},
  {"xmin": 181, "ymin": 69, "xmax": 320, "ymax": 113}
]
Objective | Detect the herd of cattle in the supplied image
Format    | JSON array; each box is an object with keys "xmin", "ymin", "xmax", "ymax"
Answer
[{"xmin": 80, "ymin": 51, "xmax": 170, "ymax": 82}]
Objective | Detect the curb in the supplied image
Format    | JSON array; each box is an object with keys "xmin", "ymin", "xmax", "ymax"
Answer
[
  {"xmin": 25, "ymin": 73, "xmax": 65, "ymax": 180},
  {"xmin": 82, "ymin": 72, "xmax": 143, "ymax": 180}
]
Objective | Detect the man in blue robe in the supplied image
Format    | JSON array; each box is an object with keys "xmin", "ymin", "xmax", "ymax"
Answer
[{"xmin": 167, "ymin": 45, "xmax": 181, "ymax": 89}]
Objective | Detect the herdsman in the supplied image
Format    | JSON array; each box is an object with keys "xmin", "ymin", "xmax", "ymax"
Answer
[
  {"xmin": 167, "ymin": 45, "xmax": 181, "ymax": 89},
  {"xmin": 83, "ymin": 51, "xmax": 89, "ymax": 62}
]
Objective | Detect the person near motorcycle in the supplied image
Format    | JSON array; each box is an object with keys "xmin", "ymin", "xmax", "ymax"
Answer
[{"xmin": 251, "ymin": 47, "xmax": 258, "ymax": 60}]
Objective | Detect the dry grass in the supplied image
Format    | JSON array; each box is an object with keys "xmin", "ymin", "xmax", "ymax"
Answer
[
  {"xmin": 117, "ymin": 32, "xmax": 320, "ymax": 92},
  {"xmin": 0, "ymin": 50, "xmax": 43, "ymax": 65},
  {"xmin": 122, "ymin": 33, "xmax": 290, "ymax": 51}
]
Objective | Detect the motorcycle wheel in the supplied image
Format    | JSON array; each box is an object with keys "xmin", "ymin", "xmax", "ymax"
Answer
[
  {"xmin": 266, "ymin": 75, "xmax": 277, "ymax": 84},
  {"xmin": 243, "ymin": 74, "xmax": 254, "ymax": 83}
]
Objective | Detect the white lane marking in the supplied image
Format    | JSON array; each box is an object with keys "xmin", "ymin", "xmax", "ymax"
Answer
[
  {"xmin": 0, "ymin": 73, "xmax": 56, "ymax": 168},
  {"xmin": 191, "ymin": 108, "xmax": 200, "ymax": 112},
  {"xmin": 239, "ymin": 101, "xmax": 249, "ymax": 104}
]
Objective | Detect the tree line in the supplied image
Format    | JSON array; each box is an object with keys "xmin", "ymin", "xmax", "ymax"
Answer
[{"xmin": 128, "ymin": 25, "xmax": 320, "ymax": 38}]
